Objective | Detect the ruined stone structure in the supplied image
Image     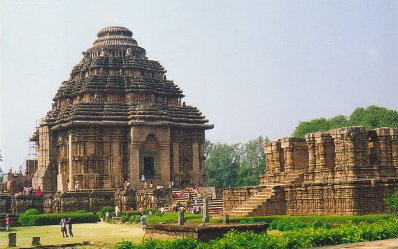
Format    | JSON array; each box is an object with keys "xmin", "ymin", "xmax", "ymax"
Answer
[
  {"xmin": 31, "ymin": 26, "xmax": 213, "ymax": 193},
  {"xmin": 224, "ymin": 127, "xmax": 398, "ymax": 216}
]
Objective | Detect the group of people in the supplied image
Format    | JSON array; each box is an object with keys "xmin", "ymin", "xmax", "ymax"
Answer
[
  {"xmin": 20, "ymin": 186, "xmax": 42, "ymax": 196},
  {"xmin": 59, "ymin": 218, "xmax": 73, "ymax": 237}
]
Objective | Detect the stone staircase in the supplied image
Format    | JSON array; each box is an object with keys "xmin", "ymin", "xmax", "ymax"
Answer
[
  {"xmin": 171, "ymin": 189, "xmax": 224, "ymax": 216},
  {"xmin": 227, "ymin": 170, "xmax": 304, "ymax": 217}
]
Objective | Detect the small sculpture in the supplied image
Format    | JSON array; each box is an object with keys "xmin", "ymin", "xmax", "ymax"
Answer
[
  {"xmin": 126, "ymin": 48, "xmax": 132, "ymax": 56},
  {"xmin": 94, "ymin": 93, "xmax": 99, "ymax": 102}
]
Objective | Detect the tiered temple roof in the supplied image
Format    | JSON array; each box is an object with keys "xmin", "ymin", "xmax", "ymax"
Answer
[{"xmin": 45, "ymin": 26, "xmax": 212, "ymax": 130}]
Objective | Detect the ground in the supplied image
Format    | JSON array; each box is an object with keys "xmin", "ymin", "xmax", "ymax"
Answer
[
  {"xmin": 0, "ymin": 222, "xmax": 144, "ymax": 248},
  {"xmin": 317, "ymin": 238, "xmax": 398, "ymax": 249}
]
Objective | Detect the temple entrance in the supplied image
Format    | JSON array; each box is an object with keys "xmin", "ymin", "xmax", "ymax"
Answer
[{"xmin": 144, "ymin": 157, "xmax": 155, "ymax": 178}]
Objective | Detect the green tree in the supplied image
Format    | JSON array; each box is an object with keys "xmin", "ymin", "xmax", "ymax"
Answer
[
  {"xmin": 236, "ymin": 136, "xmax": 267, "ymax": 186},
  {"xmin": 293, "ymin": 106, "xmax": 398, "ymax": 138},
  {"xmin": 205, "ymin": 142, "xmax": 240, "ymax": 188},
  {"xmin": 204, "ymin": 137, "xmax": 268, "ymax": 188},
  {"xmin": 349, "ymin": 105, "xmax": 398, "ymax": 129}
]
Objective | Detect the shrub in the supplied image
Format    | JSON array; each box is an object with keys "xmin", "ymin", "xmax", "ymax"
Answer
[
  {"xmin": 120, "ymin": 215, "xmax": 129, "ymax": 223},
  {"xmin": 98, "ymin": 206, "xmax": 114, "ymax": 219},
  {"xmin": 114, "ymin": 218, "xmax": 398, "ymax": 249},
  {"xmin": 384, "ymin": 191, "xmax": 398, "ymax": 212},
  {"xmin": 129, "ymin": 215, "xmax": 141, "ymax": 224},
  {"xmin": 18, "ymin": 210, "xmax": 99, "ymax": 226}
]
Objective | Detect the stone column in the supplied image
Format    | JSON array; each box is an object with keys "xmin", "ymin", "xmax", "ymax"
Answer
[
  {"xmin": 173, "ymin": 143, "xmax": 180, "ymax": 184},
  {"xmin": 8, "ymin": 233, "xmax": 16, "ymax": 247},
  {"xmin": 130, "ymin": 142, "xmax": 141, "ymax": 186},
  {"xmin": 68, "ymin": 133, "xmax": 73, "ymax": 191},
  {"xmin": 160, "ymin": 143, "xmax": 171, "ymax": 186},
  {"xmin": 285, "ymin": 147, "xmax": 294, "ymax": 171},
  {"xmin": 177, "ymin": 210, "xmax": 185, "ymax": 225},
  {"xmin": 192, "ymin": 142, "xmax": 201, "ymax": 185},
  {"xmin": 202, "ymin": 197, "xmax": 209, "ymax": 223},
  {"xmin": 391, "ymin": 128, "xmax": 398, "ymax": 169},
  {"xmin": 307, "ymin": 142, "xmax": 316, "ymax": 170},
  {"xmin": 32, "ymin": 237, "xmax": 41, "ymax": 246}
]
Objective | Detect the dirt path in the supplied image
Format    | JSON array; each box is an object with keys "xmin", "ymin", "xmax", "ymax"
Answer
[{"xmin": 316, "ymin": 238, "xmax": 398, "ymax": 249}]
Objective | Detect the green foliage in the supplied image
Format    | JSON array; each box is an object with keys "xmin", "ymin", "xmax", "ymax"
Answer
[
  {"xmin": 18, "ymin": 210, "xmax": 99, "ymax": 226},
  {"xmin": 384, "ymin": 191, "xmax": 398, "ymax": 212},
  {"xmin": 293, "ymin": 106, "xmax": 398, "ymax": 138},
  {"xmin": 201, "ymin": 213, "xmax": 395, "ymax": 225},
  {"xmin": 120, "ymin": 215, "xmax": 129, "ymax": 223},
  {"xmin": 145, "ymin": 212, "xmax": 201, "ymax": 224},
  {"xmin": 115, "ymin": 218, "xmax": 398, "ymax": 249},
  {"xmin": 205, "ymin": 136, "xmax": 268, "ymax": 187},
  {"xmin": 97, "ymin": 206, "xmax": 114, "ymax": 219}
]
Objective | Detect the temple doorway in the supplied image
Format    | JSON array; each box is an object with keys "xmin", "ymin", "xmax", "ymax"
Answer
[{"xmin": 144, "ymin": 157, "xmax": 155, "ymax": 178}]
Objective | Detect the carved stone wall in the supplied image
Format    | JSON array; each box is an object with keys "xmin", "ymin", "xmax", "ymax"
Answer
[
  {"xmin": 31, "ymin": 26, "xmax": 213, "ymax": 193},
  {"xmin": 225, "ymin": 126, "xmax": 398, "ymax": 216}
]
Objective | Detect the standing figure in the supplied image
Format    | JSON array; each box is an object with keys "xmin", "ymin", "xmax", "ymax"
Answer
[
  {"xmin": 115, "ymin": 205, "xmax": 120, "ymax": 217},
  {"xmin": 66, "ymin": 218, "xmax": 73, "ymax": 237},
  {"xmin": 4, "ymin": 215, "xmax": 10, "ymax": 232},
  {"xmin": 140, "ymin": 214, "xmax": 147, "ymax": 230},
  {"xmin": 60, "ymin": 218, "xmax": 68, "ymax": 237}
]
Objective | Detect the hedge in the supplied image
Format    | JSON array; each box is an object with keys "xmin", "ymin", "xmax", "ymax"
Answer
[
  {"xmin": 18, "ymin": 209, "xmax": 99, "ymax": 226},
  {"xmin": 115, "ymin": 218, "xmax": 398, "ymax": 249},
  {"xmin": 189, "ymin": 213, "xmax": 396, "ymax": 225}
]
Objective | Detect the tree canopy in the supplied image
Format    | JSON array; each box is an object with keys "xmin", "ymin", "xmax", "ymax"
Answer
[
  {"xmin": 292, "ymin": 106, "xmax": 398, "ymax": 138},
  {"xmin": 204, "ymin": 136, "xmax": 267, "ymax": 188}
]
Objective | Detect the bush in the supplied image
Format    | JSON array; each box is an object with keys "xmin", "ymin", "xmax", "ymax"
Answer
[
  {"xmin": 114, "ymin": 218, "xmax": 398, "ymax": 249},
  {"xmin": 129, "ymin": 216, "xmax": 141, "ymax": 224},
  {"xmin": 18, "ymin": 210, "xmax": 99, "ymax": 226},
  {"xmin": 120, "ymin": 215, "xmax": 129, "ymax": 223},
  {"xmin": 97, "ymin": 206, "xmax": 114, "ymax": 219},
  {"xmin": 384, "ymin": 191, "xmax": 398, "ymax": 212}
]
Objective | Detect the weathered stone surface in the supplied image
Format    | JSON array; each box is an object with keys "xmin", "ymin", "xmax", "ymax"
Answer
[
  {"xmin": 225, "ymin": 126, "xmax": 398, "ymax": 216},
  {"xmin": 30, "ymin": 26, "xmax": 213, "ymax": 194}
]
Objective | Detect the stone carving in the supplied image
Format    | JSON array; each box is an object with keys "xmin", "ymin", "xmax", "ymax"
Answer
[{"xmin": 225, "ymin": 126, "xmax": 398, "ymax": 216}]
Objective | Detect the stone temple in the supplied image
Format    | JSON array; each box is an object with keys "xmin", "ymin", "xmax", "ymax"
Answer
[
  {"xmin": 224, "ymin": 127, "xmax": 398, "ymax": 216},
  {"xmin": 31, "ymin": 26, "xmax": 213, "ymax": 193}
]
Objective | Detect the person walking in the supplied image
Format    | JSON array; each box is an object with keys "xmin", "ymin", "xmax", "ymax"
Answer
[
  {"xmin": 60, "ymin": 218, "xmax": 68, "ymax": 237},
  {"xmin": 4, "ymin": 215, "xmax": 10, "ymax": 232},
  {"xmin": 66, "ymin": 218, "xmax": 73, "ymax": 237}
]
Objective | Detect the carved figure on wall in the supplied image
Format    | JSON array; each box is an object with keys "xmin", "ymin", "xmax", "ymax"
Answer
[
  {"xmin": 100, "ymin": 49, "xmax": 105, "ymax": 57},
  {"xmin": 126, "ymin": 48, "xmax": 132, "ymax": 56},
  {"xmin": 94, "ymin": 93, "xmax": 99, "ymax": 102}
]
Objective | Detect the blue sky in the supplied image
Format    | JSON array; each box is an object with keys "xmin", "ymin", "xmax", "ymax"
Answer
[{"xmin": 0, "ymin": 0, "xmax": 397, "ymax": 171}]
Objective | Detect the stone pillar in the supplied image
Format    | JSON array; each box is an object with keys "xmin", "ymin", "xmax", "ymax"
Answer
[
  {"xmin": 223, "ymin": 213, "xmax": 230, "ymax": 224},
  {"xmin": 32, "ymin": 237, "xmax": 41, "ymax": 246},
  {"xmin": 173, "ymin": 143, "xmax": 180, "ymax": 184},
  {"xmin": 306, "ymin": 136, "xmax": 316, "ymax": 171},
  {"xmin": 68, "ymin": 133, "xmax": 73, "ymax": 191},
  {"xmin": 177, "ymin": 210, "xmax": 185, "ymax": 225},
  {"xmin": 130, "ymin": 143, "xmax": 140, "ymax": 186},
  {"xmin": 8, "ymin": 233, "xmax": 16, "ymax": 247},
  {"xmin": 315, "ymin": 135, "xmax": 327, "ymax": 171},
  {"xmin": 202, "ymin": 197, "xmax": 209, "ymax": 223},
  {"xmin": 391, "ymin": 128, "xmax": 398, "ymax": 169},
  {"xmin": 160, "ymin": 143, "xmax": 171, "ymax": 186},
  {"xmin": 192, "ymin": 142, "xmax": 200, "ymax": 185},
  {"xmin": 284, "ymin": 147, "xmax": 294, "ymax": 171}
]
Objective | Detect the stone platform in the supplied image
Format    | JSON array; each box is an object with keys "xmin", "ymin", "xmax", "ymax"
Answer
[{"xmin": 145, "ymin": 223, "xmax": 268, "ymax": 242}]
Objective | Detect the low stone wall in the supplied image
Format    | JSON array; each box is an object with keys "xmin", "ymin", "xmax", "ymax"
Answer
[{"xmin": 145, "ymin": 223, "xmax": 268, "ymax": 242}]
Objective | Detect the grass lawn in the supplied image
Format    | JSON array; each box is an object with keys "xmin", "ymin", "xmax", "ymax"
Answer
[{"xmin": 0, "ymin": 222, "xmax": 144, "ymax": 248}]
